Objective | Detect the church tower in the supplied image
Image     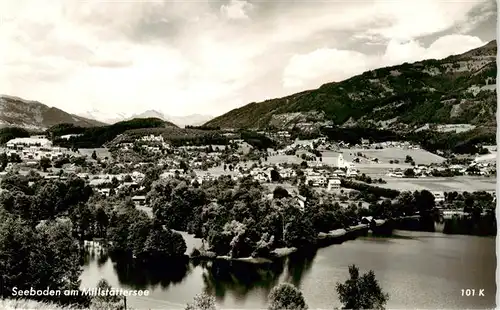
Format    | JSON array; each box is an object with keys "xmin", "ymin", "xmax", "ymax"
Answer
[{"xmin": 337, "ymin": 153, "xmax": 344, "ymax": 168}]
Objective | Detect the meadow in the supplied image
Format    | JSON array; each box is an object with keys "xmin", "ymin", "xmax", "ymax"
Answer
[{"xmin": 380, "ymin": 176, "xmax": 496, "ymax": 192}]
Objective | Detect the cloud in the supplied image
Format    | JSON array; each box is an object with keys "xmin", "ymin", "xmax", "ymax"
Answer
[
  {"xmin": 220, "ymin": 0, "xmax": 253, "ymax": 20},
  {"xmin": 0, "ymin": 0, "xmax": 495, "ymax": 118},
  {"xmin": 455, "ymin": 0, "xmax": 497, "ymax": 34},
  {"xmin": 283, "ymin": 34, "xmax": 487, "ymax": 89},
  {"xmin": 364, "ymin": 0, "xmax": 488, "ymax": 41},
  {"xmin": 283, "ymin": 49, "xmax": 371, "ymax": 88}
]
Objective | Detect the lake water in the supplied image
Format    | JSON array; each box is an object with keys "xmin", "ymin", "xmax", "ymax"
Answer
[{"xmin": 80, "ymin": 230, "xmax": 496, "ymax": 309}]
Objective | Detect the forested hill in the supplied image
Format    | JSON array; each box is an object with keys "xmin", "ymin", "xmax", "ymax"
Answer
[
  {"xmin": 205, "ymin": 40, "xmax": 497, "ymax": 130},
  {"xmin": 49, "ymin": 118, "xmax": 177, "ymax": 148}
]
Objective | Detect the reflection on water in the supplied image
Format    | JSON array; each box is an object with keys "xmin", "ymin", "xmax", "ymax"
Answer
[
  {"xmin": 201, "ymin": 259, "xmax": 283, "ymax": 301},
  {"xmin": 80, "ymin": 231, "xmax": 496, "ymax": 309},
  {"xmin": 198, "ymin": 250, "xmax": 317, "ymax": 303},
  {"xmin": 112, "ymin": 257, "xmax": 191, "ymax": 290}
]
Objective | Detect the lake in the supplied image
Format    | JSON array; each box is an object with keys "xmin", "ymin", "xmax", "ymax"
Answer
[{"xmin": 80, "ymin": 230, "xmax": 496, "ymax": 309}]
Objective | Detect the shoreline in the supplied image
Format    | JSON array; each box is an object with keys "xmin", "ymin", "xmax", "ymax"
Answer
[{"xmin": 189, "ymin": 219, "xmax": 392, "ymax": 264}]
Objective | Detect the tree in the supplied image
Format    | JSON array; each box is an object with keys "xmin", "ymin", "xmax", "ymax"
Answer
[
  {"xmin": 95, "ymin": 207, "xmax": 109, "ymax": 238},
  {"xmin": 142, "ymin": 226, "xmax": 187, "ymax": 260},
  {"xmin": 273, "ymin": 186, "xmax": 289, "ymax": 199},
  {"xmin": 90, "ymin": 279, "xmax": 123, "ymax": 309},
  {"xmin": 128, "ymin": 215, "xmax": 154, "ymax": 259},
  {"xmin": 404, "ymin": 155, "xmax": 413, "ymax": 164},
  {"xmin": 268, "ymin": 283, "xmax": 308, "ymax": 310},
  {"xmin": 123, "ymin": 174, "xmax": 133, "ymax": 183},
  {"xmin": 414, "ymin": 190, "xmax": 435, "ymax": 214},
  {"xmin": 0, "ymin": 214, "xmax": 85, "ymax": 305},
  {"xmin": 111, "ymin": 176, "xmax": 119, "ymax": 188},
  {"xmin": 8, "ymin": 153, "xmax": 21, "ymax": 163},
  {"xmin": 285, "ymin": 214, "xmax": 316, "ymax": 248},
  {"xmin": 91, "ymin": 150, "xmax": 97, "ymax": 160},
  {"xmin": 336, "ymin": 265, "xmax": 389, "ymax": 310},
  {"xmin": 180, "ymin": 160, "xmax": 189, "ymax": 173},
  {"xmin": 185, "ymin": 292, "xmax": 217, "ymax": 310},
  {"xmin": 270, "ymin": 169, "xmax": 281, "ymax": 182},
  {"xmin": 404, "ymin": 168, "xmax": 415, "ymax": 178},
  {"xmin": 0, "ymin": 152, "xmax": 8, "ymax": 171},
  {"xmin": 69, "ymin": 203, "xmax": 95, "ymax": 242}
]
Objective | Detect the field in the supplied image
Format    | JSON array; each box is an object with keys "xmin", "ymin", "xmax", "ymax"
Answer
[
  {"xmin": 266, "ymin": 154, "xmax": 305, "ymax": 165},
  {"xmin": 379, "ymin": 176, "xmax": 496, "ymax": 192},
  {"xmin": 338, "ymin": 147, "xmax": 446, "ymax": 165},
  {"xmin": 475, "ymin": 152, "xmax": 497, "ymax": 163},
  {"xmin": 323, "ymin": 148, "xmax": 445, "ymax": 177}
]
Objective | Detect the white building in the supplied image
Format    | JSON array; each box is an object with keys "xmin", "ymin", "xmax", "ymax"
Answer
[
  {"xmin": 431, "ymin": 191, "xmax": 445, "ymax": 202},
  {"xmin": 306, "ymin": 175, "xmax": 327, "ymax": 187},
  {"xmin": 336, "ymin": 153, "xmax": 354, "ymax": 169},
  {"xmin": 132, "ymin": 195, "xmax": 147, "ymax": 206},
  {"xmin": 6, "ymin": 137, "xmax": 52, "ymax": 149},
  {"xmin": 60, "ymin": 134, "xmax": 83, "ymax": 140},
  {"xmin": 327, "ymin": 178, "xmax": 341, "ymax": 190}
]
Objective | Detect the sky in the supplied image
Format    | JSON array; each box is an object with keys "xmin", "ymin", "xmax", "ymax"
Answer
[{"xmin": 0, "ymin": 0, "xmax": 497, "ymax": 119}]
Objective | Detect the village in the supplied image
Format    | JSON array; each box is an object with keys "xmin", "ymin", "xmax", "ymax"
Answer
[{"xmin": 0, "ymin": 131, "xmax": 496, "ymax": 210}]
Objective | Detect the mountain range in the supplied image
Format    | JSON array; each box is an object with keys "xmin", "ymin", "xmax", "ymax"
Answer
[
  {"xmin": 0, "ymin": 95, "xmax": 212, "ymax": 130},
  {"xmin": 205, "ymin": 40, "xmax": 497, "ymax": 131},
  {"xmin": 0, "ymin": 95, "xmax": 106, "ymax": 130},
  {"xmin": 78, "ymin": 109, "xmax": 213, "ymax": 127},
  {"xmin": 2, "ymin": 41, "xmax": 496, "ymax": 133}
]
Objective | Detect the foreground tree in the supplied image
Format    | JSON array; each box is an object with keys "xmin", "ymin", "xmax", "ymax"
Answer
[
  {"xmin": 0, "ymin": 212, "xmax": 87, "ymax": 305},
  {"xmin": 185, "ymin": 292, "xmax": 217, "ymax": 310},
  {"xmin": 268, "ymin": 283, "xmax": 308, "ymax": 310},
  {"xmin": 336, "ymin": 265, "xmax": 389, "ymax": 310},
  {"xmin": 90, "ymin": 279, "xmax": 123, "ymax": 310}
]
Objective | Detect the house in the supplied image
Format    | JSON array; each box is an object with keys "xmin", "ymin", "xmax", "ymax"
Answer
[
  {"xmin": 254, "ymin": 173, "xmax": 269, "ymax": 183},
  {"xmin": 306, "ymin": 175, "xmax": 327, "ymax": 187},
  {"xmin": 293, "ymin": 195, "xmax": 307, "ymax": 210},
  {"xmin": 431, "ymin": 191, "xmax": 445, "ymax": 202},
  {"xmin": 360, "ymin": 216, "xmax": 376, "ymax": 225},
  {"xmin": 327, "ymin": 178, "xmax": 341, "ymax": 191},
  {"xmin": 98, "ymin": 188, "xmax": 111, "ymax": 197},
  {"xmin": 118, "ymin": 182, "xmax": 139, "ymax": 190},
  {"xmin": 132, "ymin": 195, "xmax": 147, "ymax": 206},
  {"xmin": 346, "ymin": 169, "xmax": 358, "ymax": 177},
  {"xmin": 333, "ymin": 169, "xmax": 346, "ymax": 177},
  {"xmin": 60, "ymin": 134, "xmax": 83, "ymax": 140},
  {"xmin": 89, "ymin": 179, "xmax": 108, "ymax": 187}
]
